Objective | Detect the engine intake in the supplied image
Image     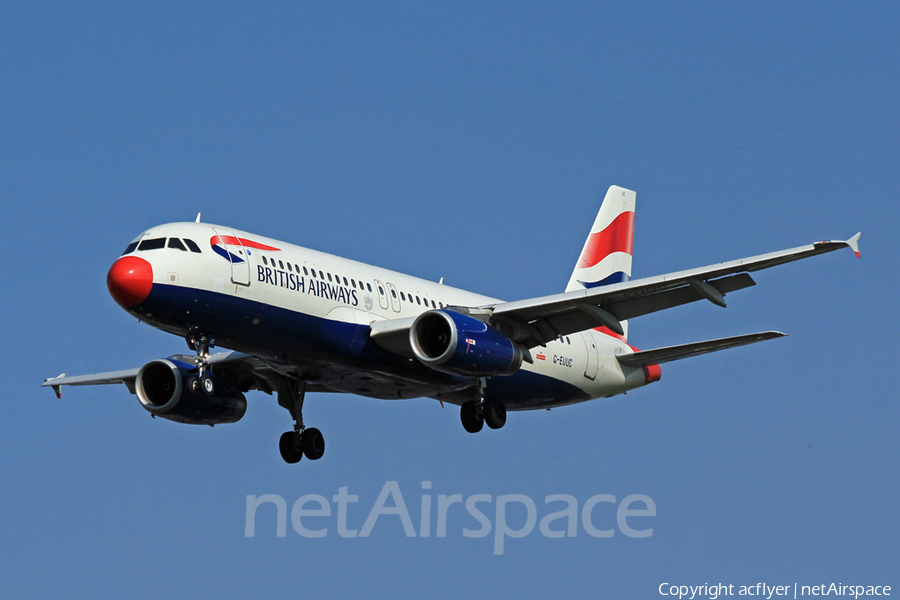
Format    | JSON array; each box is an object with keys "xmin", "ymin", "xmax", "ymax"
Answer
[
  {"xmin": 410, "ymin": 310, "xmax": 524, "ymax": 377},
  {"xmin": 135, "ymin": 359, "xmax": 246, "ymax": 425}
]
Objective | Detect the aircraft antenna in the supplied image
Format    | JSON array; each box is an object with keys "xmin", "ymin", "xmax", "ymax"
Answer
[{"xmin": 195, "ymin": 213, "xmax": 201, "ymax": 223}]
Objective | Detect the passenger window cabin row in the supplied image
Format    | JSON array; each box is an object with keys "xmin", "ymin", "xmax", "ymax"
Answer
[
  {"xmin": 259, "ymin": 254, "xmax": 447, "ymax": 310},
  {"xmin": 121, "ymin": 239, "xmax": 456, "ymax": 313}
]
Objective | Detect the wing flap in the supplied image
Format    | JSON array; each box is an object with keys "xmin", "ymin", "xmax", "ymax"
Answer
[
  {"xmin": 609, "ymin": 273, "xmax": 755, "ymax": 320},
  {"xmin": 616, "ymin": 331, "xmax": 787, "ymax": 368},
  {"xmin": 525, "ymin": 273, "xmax": 754, "ymax": 345}
]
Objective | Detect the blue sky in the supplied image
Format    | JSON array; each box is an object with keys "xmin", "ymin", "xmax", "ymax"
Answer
[{"xmin": 2, "ymin": 2, "xmax": 897, "ymax": 598}]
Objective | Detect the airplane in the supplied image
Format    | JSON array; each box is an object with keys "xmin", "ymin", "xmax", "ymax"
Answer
[{"xmin": 42, "ymin": 186, "xmax": 861, "ymax": 464}]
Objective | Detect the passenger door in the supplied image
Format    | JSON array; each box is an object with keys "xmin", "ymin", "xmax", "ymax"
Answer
[
  {"xmin": 581, "ymin": 331, "xmax": 600, "ymax": 381},
  {"xmin": 386, "ymin": 282, "xmax": 401, "ymax": 312},
  {"xmin": 373, "ymin": 279, "xmax": 389, "ymax": 310},
  {"xmin": 212, "ymin": 228, "xmax": 251, "ymax": 286}
]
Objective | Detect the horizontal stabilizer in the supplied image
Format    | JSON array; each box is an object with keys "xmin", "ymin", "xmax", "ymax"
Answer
[{"xmin": 616, "ymin": 331, "xmax": 787, "ymax": 368}]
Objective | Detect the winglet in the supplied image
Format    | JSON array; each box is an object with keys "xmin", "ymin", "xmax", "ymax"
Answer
[
  {"xmin": 847, "ymin": 232, "xmax": 862, "ymax": 258},
  {"xmin": 44, "ymin": 373, "xmax": 66, "ymax": 398}
]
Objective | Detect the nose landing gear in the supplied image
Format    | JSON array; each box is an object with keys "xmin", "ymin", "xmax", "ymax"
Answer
[
  {"xmin": 186, "ymin": 333, "xmax": 214, "ymax": 375},
  {"xmin": 185, "ymin": 333, "xmax": 219, "ymax": 396}
]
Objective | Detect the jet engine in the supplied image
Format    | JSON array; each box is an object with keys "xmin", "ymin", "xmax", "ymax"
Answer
[
  {"xmin": 135, "ymin": 359, "xmax": 246, "ymax": 425},
  {"xmin": 410, "ymin": 310, "xmax": 525, "ymax": 377}
]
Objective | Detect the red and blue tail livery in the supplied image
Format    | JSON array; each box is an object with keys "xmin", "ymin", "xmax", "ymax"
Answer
[
  {"xmin": 566, "ymin": 185, "xmax": 636, "ymax": 292},
  {"xmin": 43, "ymin": 185, "xmax": 861, "ymax": 465}
]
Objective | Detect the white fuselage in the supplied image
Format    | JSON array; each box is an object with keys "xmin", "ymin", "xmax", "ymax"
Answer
[{"xmin": 118, "ymin": 222, "xmax": 652, "ymax": 409}]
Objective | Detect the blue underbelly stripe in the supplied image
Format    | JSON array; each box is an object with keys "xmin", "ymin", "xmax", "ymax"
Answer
[{"xmin": 131, "ymin": 284, "xmax": 590, "ymax": 409}]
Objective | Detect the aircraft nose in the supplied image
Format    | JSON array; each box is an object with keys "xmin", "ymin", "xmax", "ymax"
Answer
[{"xmin": 107, "ymin": 256, "xmax": 153, "ymax": 307}]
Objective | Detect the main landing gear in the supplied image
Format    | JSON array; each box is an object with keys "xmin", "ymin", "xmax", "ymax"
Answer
[
  {"xmin": 460, "ymin": 378, "xmax": 506, "ymax": 433},
  {"xmin": 185, "ymin": 333, "xmax": 217, "ymax": 397},
  {"xmin": 276, "ymin": 378, "xmax": 325, "ymax": 464}
]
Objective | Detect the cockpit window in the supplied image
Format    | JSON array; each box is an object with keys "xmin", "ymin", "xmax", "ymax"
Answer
[
  {"xmin": 122, "ymin": 241, "xmax": 139, "ymax": 255},
  {"xmin": 183, "ymin": 239, "xmax": 201, "ymax": 253},
  {"xmin": 167, "ymin": 238, "xmax": 187, "ymax": 251},
  {"xmin": 138, "ymin": 237, "xmax": 166, "ymax": 251}
]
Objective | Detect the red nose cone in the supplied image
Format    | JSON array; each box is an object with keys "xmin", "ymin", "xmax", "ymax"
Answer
[{"xmin": 107, "ymin": 256, "xmax": 153, "ymax": 307}]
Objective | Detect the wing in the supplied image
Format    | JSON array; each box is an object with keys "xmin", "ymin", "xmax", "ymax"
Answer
[
  {"xmin": 489, "ymin": 234, "xmax": 860, "ymax": 348},
  {"xmin": 42, "ymin": 368, "xmax": 141, "ymax": 397},
  {"xmin": 41, "ymin": 351, "xmax": 337, "ymax": 398}
]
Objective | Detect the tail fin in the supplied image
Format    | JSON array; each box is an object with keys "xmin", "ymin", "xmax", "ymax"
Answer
[{"xmin": 565, "ymin": 185, "xmax": 636, "ymax": 338}]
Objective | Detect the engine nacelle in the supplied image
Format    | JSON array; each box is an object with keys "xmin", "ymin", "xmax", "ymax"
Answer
[
  {"xmin": 135, "ymin": 359, "xmax": 247, "ymax": 425},
  {"xmin": 410, "ymin": 310, "xmax": 524, "ymax": 377}
]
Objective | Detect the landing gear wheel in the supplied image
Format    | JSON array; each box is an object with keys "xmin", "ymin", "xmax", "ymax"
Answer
[
  {"xmin": 199, "ymin": 373, "xmax": 216, "ymax": 396},
  {"xmin": 460, "ymin": 401, "xmax": 484, "ymax": 433},
  {"xmin": 484, "ymin": 401, "xmax": 506, "ymax": 430},
  {"xmin": 302, "ymin": 427, "xmax": 325, "ymax": 460},
  {"xmin": 279, "ymin": 431, "xmax": 302, "ymax": 464},
  {"xmin": 186, "ymin": 376, "xmax": 200, "ymax": 397}
]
